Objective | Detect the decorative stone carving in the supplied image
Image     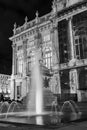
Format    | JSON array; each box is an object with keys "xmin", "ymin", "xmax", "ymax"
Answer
[
  {"xmin": 35, "ymin": 11, "xmax": 39, "ymax": 24},
  {"xmin": 13, "ymin": 23, "xmax": 17, "ymax": 35},
  {"xmin": 25, "ymin": 16, "xmax": 28, "ymax": 23},
  {"xmin": 52, "ymin": 0, "xmax": 57, "ymax": 15},
  {"xmin": 49, "ymin": 74, "xmax": 61, "ymax": 94},
  {"xmin": 24, "ymin": 16, "xmax": 28, "ymax": 29},
  {"xmin": 69, "ymin": 69, "xmax": 78, "ymax": 94}
]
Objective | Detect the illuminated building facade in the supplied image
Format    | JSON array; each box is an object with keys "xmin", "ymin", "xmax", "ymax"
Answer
[
  {"xmin": 0, "ymin": 74, "xmax": 10, "ymax": 97},
  {"xmin": 10, "ymin": 0, "xmax": 87, "ymax": 102}
]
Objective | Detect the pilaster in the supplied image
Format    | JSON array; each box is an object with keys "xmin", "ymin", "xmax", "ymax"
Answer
[
  {"xmin": 50, "ymin": 1, "xmax": 61, "ymax": 95},
  {"xmin": 51, "ymin": 22, "xmax": 60, "ymax": 68},
  {"xmin": 23, "ymin": 39, "xmax": 28, "ymax": 77},
  {"xmin": 12, "ymin": 44, "xmax": 17, "ymax": 75},
  {"xmin": 10, "ymin": 75, "xmax": 15, "ymax": 100},
  {"xmin": 50, "ymin": 22, "xmax": 61, "ymax": 94},
  {"xmin": 68, "ymin": 17, "xmax": 75, "ymax": 60}
]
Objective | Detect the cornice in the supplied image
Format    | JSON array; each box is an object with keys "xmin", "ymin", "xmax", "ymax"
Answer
[
  {"xmin": 58, "ymin": 0, "xmax": 87, "ymax": 22},
  {"xmin": 9, "ymin": 21, "xmax": 51, "ymax": 42}
]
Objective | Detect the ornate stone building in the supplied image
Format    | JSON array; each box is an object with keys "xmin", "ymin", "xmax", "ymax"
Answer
[
  {"xmin": 10, "ymin": 0, "xmax": 87, "ymax": 102},
  {"xmin": 0, "ymin": 74, "xmax": 10, "ymax": 97}
]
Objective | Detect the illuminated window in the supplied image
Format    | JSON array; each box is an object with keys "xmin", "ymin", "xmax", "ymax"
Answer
[
  {"xmin": 18, "ymin": 56, "xmax": 23, "ymax": 74},
  {"xmin": 43, "ymin": 47, "xmax": 52, "ymax": 69},
  {"xmin": 27, "ymin": 51, "xmax": 35, "ymax": 71}
]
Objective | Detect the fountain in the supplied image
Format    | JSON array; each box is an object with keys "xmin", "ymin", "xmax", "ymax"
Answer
[{"xmin": 0, "ymin": 50, "xmax": 83, "ymax": 128}]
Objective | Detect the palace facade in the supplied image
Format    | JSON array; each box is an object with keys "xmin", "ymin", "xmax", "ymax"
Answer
[{"xmin": 10, "ymin": 0, "xmax": 87, "ymax": 102}]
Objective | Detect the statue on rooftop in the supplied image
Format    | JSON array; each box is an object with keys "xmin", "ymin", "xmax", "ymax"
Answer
[
  {"xmin": 52, "ymin": 0, "xmax": 57, "ymax": 14},
  {"xmin": 13, "ymin": 22, "xmax": 17, "ymax": 35},
  {"xmin": 35, "ymin": 11, "xmax": 39, "ymax": 24},
  {"xmin": 25, "ymin": 16, "xmax": 28, "ymax": 24},
  {"xmin": 24, "ymin": 16, "xmax": 28, "ymax": 29}
]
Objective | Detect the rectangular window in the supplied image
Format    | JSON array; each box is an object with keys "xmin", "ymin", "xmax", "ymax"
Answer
[
  {"xmin": 75, "ymin": 36, "xmax": 87, "ymax": 59},
  {"xmin": 43, "ymin": 47, "xmax": 52, "ymax": 69}
]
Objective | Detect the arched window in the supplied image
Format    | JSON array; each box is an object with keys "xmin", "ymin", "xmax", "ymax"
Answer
[{"xmin": 43, "ymin": 47, "xmax": 52, "ymax": 69}]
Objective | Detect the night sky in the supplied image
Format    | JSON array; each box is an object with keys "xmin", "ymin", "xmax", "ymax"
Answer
[{"xmin": 0, "ymin": 0, "xmax": 52, "ymax": 74}]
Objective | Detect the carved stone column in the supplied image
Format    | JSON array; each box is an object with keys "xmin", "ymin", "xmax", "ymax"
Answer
[
  {"xmin": 51, "ymin": 22, "xmax": 60, "ymax": 68},
  {"xmin": 34, "ymin": 28, "xmax": 42, "ymax": 62},
  {"xmin": 51, "ymin": 0, "xmax": 59, "ymax": 67},
  {"xmin": 50, "ymin": 19, "xmax": 61, "ymax": 94},
  {"xmin": 11, "ymin": 43, "xmax": 17, "ymax": 100},
  {"xmin": 68, "ymin": 17, "xmax": 75, "ymax": 60},
  {"xmin": 23, "ymin": 39, "xmax": 27, "ymax": 76},
  {"xmin": 12, "ymin": 44, "xmax": 17, "ymax": 75}
]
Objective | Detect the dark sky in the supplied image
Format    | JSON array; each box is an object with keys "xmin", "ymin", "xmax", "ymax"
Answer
[{"xmin": 0, "ymin": 0, "xmax": 52, "ymax": 74}]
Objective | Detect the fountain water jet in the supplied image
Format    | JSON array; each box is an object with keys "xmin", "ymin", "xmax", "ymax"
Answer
[{"xmin": 27, "ymin": 51, "xmax": 43, "ymax": 124}]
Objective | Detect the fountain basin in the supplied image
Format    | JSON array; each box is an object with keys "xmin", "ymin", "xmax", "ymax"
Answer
[
  {"xmin": 0, "ymin": 111, "xmax": 82, "ymax": 126},
  {"xmin": 0, "ymin": 111, "xmax": 62, "ymax": 125}
]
